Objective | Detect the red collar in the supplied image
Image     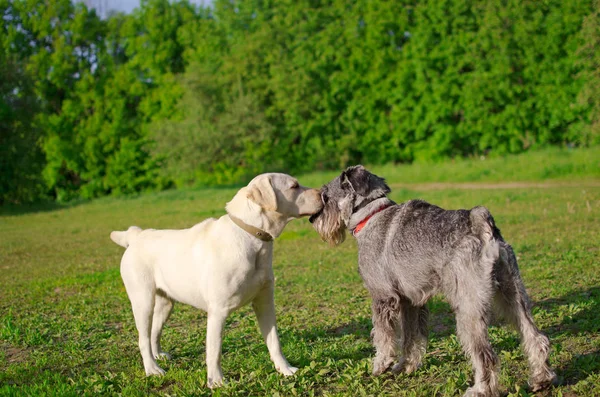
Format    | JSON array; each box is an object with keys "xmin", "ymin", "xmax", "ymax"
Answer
[{"xmin": 352, "ymin": 204, "xmax": 391, "ymax": 236}]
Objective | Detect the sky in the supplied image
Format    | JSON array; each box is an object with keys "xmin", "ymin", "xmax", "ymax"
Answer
[{"xmin": 84, "ymin": 0, "xmax": 212, "ymax": 17}]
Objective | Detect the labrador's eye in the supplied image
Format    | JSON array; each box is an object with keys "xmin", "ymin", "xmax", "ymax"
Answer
[{"xmin": 290, "ymin": 182, "xmax": 299, "ymax": 189}]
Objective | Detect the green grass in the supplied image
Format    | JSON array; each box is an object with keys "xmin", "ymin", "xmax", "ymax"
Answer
[
  {"xmin": 300, "ymin": 146, "xmax": 600, "ymax": 187},
  {"xmin": 1, "ymin": 147, "xmax": 599, "ymax": 396}
]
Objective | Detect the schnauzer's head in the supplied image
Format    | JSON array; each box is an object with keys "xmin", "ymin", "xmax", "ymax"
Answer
[{"xmin": 310, "ymin": 165, "xmax": 391, "ymax": 246}]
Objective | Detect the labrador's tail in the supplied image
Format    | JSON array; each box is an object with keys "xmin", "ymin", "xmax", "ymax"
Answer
[{"xmin": 110, "ymin": 226, "xmax": 142, "ymax": 248}]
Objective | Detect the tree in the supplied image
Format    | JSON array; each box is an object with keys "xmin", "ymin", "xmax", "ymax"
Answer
[
  {"xmin": 577, "ymin": 0, "xmax": 600, "ymax": 145},
  {"xmin": 0, "ymin": 40, "xmax": 44, "ymax": 204}
]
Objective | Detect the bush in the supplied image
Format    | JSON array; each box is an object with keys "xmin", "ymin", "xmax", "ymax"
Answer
[{"xmin": 1, "ymin": 0, "xmax": 598, "ymax": 202}]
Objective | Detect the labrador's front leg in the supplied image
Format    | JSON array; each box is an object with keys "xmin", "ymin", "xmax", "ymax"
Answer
[
  {"xmin": 206, "ymin": 309, "xmax": 228, "ymax": 388},
  {"xmin": 252, "ymin": 282, "xmax": 298, "ymax": 376}
]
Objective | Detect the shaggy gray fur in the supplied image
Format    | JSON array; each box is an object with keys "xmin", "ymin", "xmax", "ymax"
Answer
[{"xmin": 310, "ymin": 165, "xmax": 557, "ymax": 397}]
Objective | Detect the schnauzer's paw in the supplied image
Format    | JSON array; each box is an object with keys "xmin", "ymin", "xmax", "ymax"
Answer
[
  {"xmin": 463, "ymin": 385, "xmax": 497, "ymax": 397},
  {"xmin": 372, "ymin": 356, "xmax": 395, "ymax": 376},
  {"xmin": 530, "ymin": 369, "xmax": 558, "ymax": 392},
  {"xmin": 277, "ymin": 365, "xmax": 298, "ymax": 376},
  {"xmin": 144, "ymin": 362, "xmax": 166, "ymax": 376},
  {"xmin": 462, "ymin": 387, "xmax": 487, "ymax": 397},
  {"xmin": 153, "ymin": 351, "xmax": 172, "ymax": 360},
  {"xmin": 391, "ymin": 358, "xmax": 419, "ymax": 375},
  {"xmin": 403, "ymin": 362, "xmax": 420, "ymax": 374},
  {"xmin": 391, "ymin": 358, "xmax": 406, "ymax": 374}
]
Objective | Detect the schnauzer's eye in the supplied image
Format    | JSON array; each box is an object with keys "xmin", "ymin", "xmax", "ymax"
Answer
[{"xmin": 321, "ymin": 192, "xmax": 329, "ymax": 203}]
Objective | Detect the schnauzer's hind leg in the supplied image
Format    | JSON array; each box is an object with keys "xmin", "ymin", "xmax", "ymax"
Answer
[
  {"xmin": 494, "ymin": 244, "xmax": 557, "ymax": 392},
  {"xmin": 371, "ymin": 297, "xmax": 401, "ymax": 375},
  {"xmin": 455, "ymin": 305, "xmax": 499, "ymax": 397},
  {"xmin": 392, "ymin": 304, "xmax": 429, "ymax": 374},
  {"xmin": 446, "ymin": 261, "xmax": 499, "ymax": 396}
]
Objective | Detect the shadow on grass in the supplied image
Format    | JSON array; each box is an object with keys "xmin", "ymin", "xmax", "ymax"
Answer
[
  {"xmin": 295, "ymin": 301, "xmax": 459, "ymax": 363},
  {"xmin": 559, "ymin": 349, "xmax": 600, "ymax": 387},
  {"xmin": 0, "ymin": 182, "xmax": 247, "ymax": 218},
  {"xmin": 296, "ymin": 286, "xmax": 600, "ymax": 387},
  {"xmin": 0, "ymin": 200, "xmax": 86, "ymax": 217},
  {"xmin": 535, "ymin": 286, "xmax": 600, "ymax": 387},
  {"xmin": 536, "ymin": 286, "xmax": 600, "ymax": 337}
]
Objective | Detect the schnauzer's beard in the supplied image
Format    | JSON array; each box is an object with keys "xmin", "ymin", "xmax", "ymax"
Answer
[{"xmin": 310, "ymin": 196, "xmax": 354, "ymax": 246}]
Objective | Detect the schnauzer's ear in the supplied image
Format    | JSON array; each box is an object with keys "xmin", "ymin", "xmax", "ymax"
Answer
[
  {"xmin": 247, "ymin": 176, "xmax": 278, "ymax": 211},
  {"xmin": 341, "ymin": 165, "xmax": 391, "ymax": 198},
  {"xmin": 341, "ymin": 165, "xmax": 369, "ymax": 196}
]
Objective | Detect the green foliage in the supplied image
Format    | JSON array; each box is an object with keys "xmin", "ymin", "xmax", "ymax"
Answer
[
  {"xmin": 577, "ymin": 0, "xmax": 600, "ymax": 145},
  {"xmin": 151, "ymin": 79, "xmax": 275, "ymax": 186},
  {"xmin": 156, "ymin": 0, "xmax": 599, "ymax": 179},
  {"xmin": 1, "ymin": 0, "xmax": 599, "ymax": 202},
  {"xmin": 0, "ymin": 37, "xmax": 45, "ymax": 204}
]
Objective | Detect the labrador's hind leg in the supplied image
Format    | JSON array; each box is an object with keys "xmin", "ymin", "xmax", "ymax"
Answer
[
  {"xmin": 151, "ymin": 291, "xmax": 174, "ymax": 360},
  {"xmin": 121, "ymin": 255, "xmax": 165, "ymax": 376}
]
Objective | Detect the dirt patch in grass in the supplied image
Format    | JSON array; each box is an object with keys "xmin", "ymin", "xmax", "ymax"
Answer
[
  {"xmin": 392, "ymin": 181, "xmax": 600, "ymax": 191},
  {"xmin": 2, "ymin": 344, "xmax": 29, "ymax": 364}
]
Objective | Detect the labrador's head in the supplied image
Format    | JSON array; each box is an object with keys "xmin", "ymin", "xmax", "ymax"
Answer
[{"xmin": 245, "ymin": 173, "xmax": 323, "ymax": 219}]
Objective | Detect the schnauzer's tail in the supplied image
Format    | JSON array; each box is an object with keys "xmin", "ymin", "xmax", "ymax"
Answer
[
  {"xmin": 110, "ymin": 226, "xmax": 142, "ymax": 248},
  {"xmin": 470, "ymin": 206, "xmax": 503, "ymax": 271},
  {"xmin": 470, "ymin": 206, "xmax": 502, "ymax": 242}
]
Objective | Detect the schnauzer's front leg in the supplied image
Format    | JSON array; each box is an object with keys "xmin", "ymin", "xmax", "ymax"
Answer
[
  {"xmin": 252, "ymin": 282, "xmax": 298, "ymax": 376},
  {"xmin": 392, "ymin": 304, "xmax": 429, "ymax": 374},
  {"xmin": 371, "ymin": 298, "xmax": 401, "ymax": 375}
]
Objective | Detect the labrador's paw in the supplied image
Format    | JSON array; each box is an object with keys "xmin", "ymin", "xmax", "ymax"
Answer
[
  {"xmin": 144, "ymin": 363, "xmax": 166, "ymax": 376},
  {"xmin": 154, "ymin": 351, "xmax": 172, "ymax": 360},
  {"xmin": 207, "ymin": 375, "xmax": 225, "ymax": 389},
  {"xmin": 277, "ymin": 365, "xmax": 298, "ymax": 376}
]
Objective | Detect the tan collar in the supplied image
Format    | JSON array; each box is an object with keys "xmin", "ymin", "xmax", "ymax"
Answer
[{"xmin": 228, "ymin": 214, "xmax": 273, "ymax": 242}]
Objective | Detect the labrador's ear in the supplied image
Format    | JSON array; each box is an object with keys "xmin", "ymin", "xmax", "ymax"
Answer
[{"xmin": 247, "ymin": 176, "xmax": 278, "ymax": 211}]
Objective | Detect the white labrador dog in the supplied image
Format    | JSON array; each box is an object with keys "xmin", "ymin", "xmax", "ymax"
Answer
[{"xmin": 110, "ymin": 173, "xmax": 322, "ymax": 387}]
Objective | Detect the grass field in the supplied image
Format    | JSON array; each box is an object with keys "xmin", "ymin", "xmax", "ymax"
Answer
[{"xmin": 1, "ymin": 148, "xmax": 599, "ymax": 396}]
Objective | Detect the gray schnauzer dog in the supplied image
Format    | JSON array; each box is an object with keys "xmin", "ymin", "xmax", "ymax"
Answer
[{"xmin": 310, "ymin": 165, "xmax": 556, "ymax": 397}]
